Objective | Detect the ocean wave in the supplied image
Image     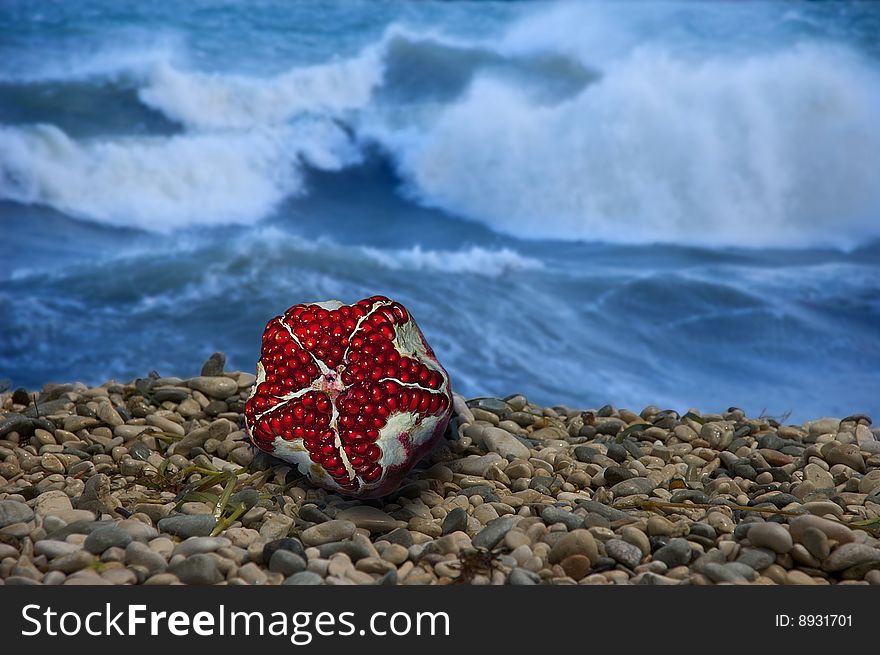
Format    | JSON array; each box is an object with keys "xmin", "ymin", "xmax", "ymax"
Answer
[
  {"xmin": 138, "ymin": 53, "xmax": 383, "ymax": 130},
  {"xmin": 0, "ymin": 120, "xmax": 359, "ymax": 230},
  {"xmin": 2, "ymin": 6, "xmax": 880, "ymax": 247},
  {"xmin": 370, "ymin": 42, "xmax": 880, "ymax": 248}
]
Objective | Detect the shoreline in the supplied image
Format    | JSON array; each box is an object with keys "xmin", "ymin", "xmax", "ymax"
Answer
[{"xmin": 1, "ymin": 364, "xmax": 879, "ymax": 586}]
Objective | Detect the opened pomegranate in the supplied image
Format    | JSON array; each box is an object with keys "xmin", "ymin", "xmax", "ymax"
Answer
[{"xmin": 244, "ymin": 295, "xmax": 453, "ymax": 497}]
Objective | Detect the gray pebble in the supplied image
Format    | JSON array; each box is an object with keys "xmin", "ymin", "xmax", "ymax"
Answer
[
  {"xmin": 173, "ymin": 536, "xmax": 228, "ymax": 558},
  {"xmin": 34, "ymin": 540, "xmax": 81, "ymax": 559},
  {"xmin": 609, "ymin": 477, "xmax": 654, "ymax": 497},
  {"xmin": 736, "ymin": 548, "xmax": 776, "ymax": 572},
  {"xmin": 703, "ymin": 562, "xmax": 752, "ymax": 583},
  {"xmin": 299, "ymin": 504, "xmax": 331, "ymax": 524},
  {"xmin": 653, "ymin": 538, "xmax": 692, "ymax": 568},
  {"xmin": 441, "ymin": 507, "xmax": 468, "ymax": 535},
  {"xmin": 282, "ymin": 571, "xmax": 324, "ymax": 585},
  {"xmin": 603, "ymin": 466, "xmax": 635, "ymax": 486},
  {"xmin": 84, "ymin": 526, "xmax": 133, "ymax": 554},
  {"xmin": 541, "ymin": 506, "xmax": 584, "ymax": 531},
  {"xmin": 168, "ymin": 553, "xmax": 223, "ymax": 585},
  {"xmin": 800, "ymin": 527, "xmax": 831, "ymax": 561},
  {"xmin": 0, "ymin": 500, "xmax": 34, "ymax": 528},
  {"xmin": 472, "ymin": 516, "xmax": 514, "ymax": 549},
  {"xmin": 605, "ymin": 538, "xmax": 643, "ymax": 569},
  {"xmin": 49, "ymin": 550, "xmax": 94, "ymax": 574},
  {"xmin": 262, "ymin": 538, "xmax": 306, "ymax": 565},
  {"xmin": 269, "ymin": 550, "xmax": 307, "ymax": 576},
  {"xmin": 508, "ymin": 568, "xmax": 541, "ymax": 585},
  {"xmin": 823, "ymin": 543, "xmax": 880, "ymax": 572},
  {"xmin": 125, "ymin": 542, "xmax": 167, "ymax": 576},
  {"xmin": 157, "ymin": 514, "xmax": 217, "ymax": 539}
]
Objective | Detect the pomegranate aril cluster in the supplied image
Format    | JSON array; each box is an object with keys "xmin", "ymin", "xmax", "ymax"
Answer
[{"xmin": 244, "ymin": 296, "xmax": 453, "ymax": 497}]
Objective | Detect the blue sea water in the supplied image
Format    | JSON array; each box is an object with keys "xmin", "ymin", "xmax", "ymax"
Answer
[{"xmin": 1, "ymin": 0, "xmax": 879, "ymax": 422}]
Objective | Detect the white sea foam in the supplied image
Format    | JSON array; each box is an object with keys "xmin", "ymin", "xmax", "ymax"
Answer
[
  {"xmin": 0, "ymin": 120, "xmax": 359, "ymax": 231},
  {"xmin": 138, "ymin": 52, "xmax": 382, "ymax": 130},
  {"xmin": 370, "ymin": 42, "xmax": 880, "ymax": 248},
  {"xmin": 361, "ymin": 244, "xmax": 543, "ymax": 277}
]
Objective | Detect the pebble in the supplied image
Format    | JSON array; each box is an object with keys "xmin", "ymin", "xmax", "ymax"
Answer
[
  {"xmin": 746, "ymin": 523, "xmax": 792, "ymax": 553},
  {"xmin": 825, "ymin": 444, "xmax": 866, "ymax": 473},
  {"xmin": 653, "ymin": 538, "xmax": 692, "ymax": 568},
  {"xmin": 300, "ymin": 520, "xmax": 356, "ymax": 547},
  {"xmin": 336, "ymin": 506, "xmax": 404, "ymax": 533},
  {"xmin": 508, "ymin": 568, "xmax": 541, "ymax": 585},
  {"xmin": 168, "ymin": 553, "xmax": 223, "ymax": 585},
  {"xmin": 283, "ymin": 571, "xmax": 324, "ymax": 585},
  {"xmin": 472, "ymin": 516, "xmax": 515, "ymax": 549},
  {"xmin": 0, "ymin": 500, "xmax": 34, "ymax": 528},
  {"xmin": 34, "ymin": 540, "xmax": 81, "ymax": 559},
  {"xmin": 157, "ymin": 514, "xmax": 217, "ymax": 539},
  {"xmin": 450, "ymin": 453, "xmax": 506, "ymax": 477},
  {"xmin": 483, "ymin": 428, "xmax": 531, "ymax": 460},
  {"xmin": 605, "ymin": 539, "xmax": 643, "ymax": 569},
  {"xmin": 269, "ymin": 550, "xmax": 307, "ymax": 576},
  {"xmin": 823, "ymin": 544, "xmax": 880, "ymax": 572},
  {"xmin": 187, "ymin": 376, "xmax": 238, "ymax": 399},
  {"xmin": 560, "ymin": 554, "xmax": 592, "ymax": 580},
  {"xmin": 441, "ymin": 507, "xmax": 468, "ymax": 535},
  {"xmin": 789, "ymin": 515, "xmax": 855, "ymax": 545},
  {"xmin": 799, "ymin": 527, "xmax": 831, "ymax": 561},
  {"xmin": 541, "ymin": 506, "xmax": 584, "ymax": 531},
  {"xmin": 259, "ymin": 513, "xmax": 295, "ymax": 540},
  {"xmin": 609, "ymin": 477, "xmax": 654, "ymax": 497},
  {"xmin": 84, "ymin": 526, "xmax": 133, "ymax": 554},
  {"xmin": 125, "ymin": 542, "xmax": 167, "ymax": 576},
  {"xmin": 736, "ymin": 548, "xmax": 776, "ymax": 572},
  {"xmin": 549, "ymin": 530, "xmax": 599, "ymax": 565},
  {"xmin": 262, "ymin": 538, "xmax": 307, "ymax": 564},
  {"xmin": 173, "ymin": 536, "xmax": 229, "ymax": 557}
]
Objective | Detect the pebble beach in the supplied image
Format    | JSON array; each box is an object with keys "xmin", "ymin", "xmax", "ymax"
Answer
[{"xmin": 1, "ymin": 356, "xmax": 879, "ymax": 586}]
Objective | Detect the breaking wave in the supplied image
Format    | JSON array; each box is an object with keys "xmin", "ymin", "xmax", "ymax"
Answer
[{"xmin": 1, "ymin": 6, "xmax": 879, "ymax": 245}]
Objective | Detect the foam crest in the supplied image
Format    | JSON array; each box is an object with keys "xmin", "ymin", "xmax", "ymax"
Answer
[
  {"xmin": 0, "ymin": 120, "xmax": 359, "ymax": 230},
  {"xmin": 361, "ymin": 244, "xmax": 543, "ymax": 277},
  {"xmin": 374, "ymin": 43, "xmax": 880, "ymax": 248},
  {"xmin": 138, "ymin": 53, "xmax": 382, "ymax": 130}
]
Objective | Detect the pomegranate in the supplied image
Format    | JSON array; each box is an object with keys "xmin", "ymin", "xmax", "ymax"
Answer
[{"xmin": 244, "ymin": 295, "xmax": 453, "ymax": 497}]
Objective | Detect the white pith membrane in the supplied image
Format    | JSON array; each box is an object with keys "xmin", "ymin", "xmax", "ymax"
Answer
[{"xmin": 246, "ymin": 298, "xmax": 451, "ymax": 494}]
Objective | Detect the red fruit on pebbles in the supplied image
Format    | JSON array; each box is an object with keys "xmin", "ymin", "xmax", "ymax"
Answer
[{"xmin": 244, "ymin": 295, "xmax": 453, "ymax": 498}]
